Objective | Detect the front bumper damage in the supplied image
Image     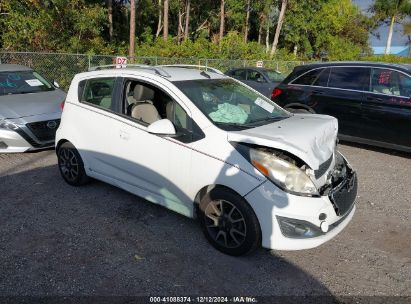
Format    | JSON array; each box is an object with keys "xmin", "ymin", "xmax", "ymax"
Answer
[{"xmin": 244, "ymin": 153, "xmax": 357, "ymax": 250}]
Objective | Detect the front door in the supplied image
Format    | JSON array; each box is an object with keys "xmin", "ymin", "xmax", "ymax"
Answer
[
  {"xmin": 362, "ymin": 68, "xmax": 411, "ymax": 147},
  {"xmin": 109, "ymin": 77, "xmax": 195, "ymax": 217},
  {"xmin": 311, "ymin": 67, "xmax": 370, "ymax": 138}
]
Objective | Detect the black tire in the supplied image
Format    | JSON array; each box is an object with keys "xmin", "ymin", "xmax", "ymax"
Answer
[
  {"xmin": 198, "ymin": 187, "xmax": 261, "ymax": 256},
  {"xmin": 57, "ymin": 142, "xmax": 90, "ymax": 186}
]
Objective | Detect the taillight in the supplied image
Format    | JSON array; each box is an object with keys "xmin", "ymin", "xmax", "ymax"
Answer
[
  {"xmin": 271, "ymin": 87, "xmax": 283, "ymax": 99},
  {"xmin": 60, "ymin": 101, "xmax": 65, "ymax": 110}
]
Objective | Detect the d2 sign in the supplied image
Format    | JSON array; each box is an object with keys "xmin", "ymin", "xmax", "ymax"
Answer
[{"xmin": 114, "ymin": 56, "xmax": 128, "ymax": 68}]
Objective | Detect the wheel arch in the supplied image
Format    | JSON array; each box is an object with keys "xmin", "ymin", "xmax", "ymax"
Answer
[
  {"xmin": 193, "ymin": 184, "xmax": 248, "ymax": 219},
  {"xmin": 56, "ymin": 139, "xmax": 69, "ymax": 153}
]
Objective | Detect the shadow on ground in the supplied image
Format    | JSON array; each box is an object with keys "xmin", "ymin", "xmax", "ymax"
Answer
[{"xmin": 0, "ymin": 164, "xmax": 335, "ymax": 298}]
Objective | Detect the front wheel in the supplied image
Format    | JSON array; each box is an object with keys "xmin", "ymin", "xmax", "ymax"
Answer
[
  {"xmin": 198, "ymin": 188, "xmax": 261, "ymax": 256},
  {"xmin": 57, "ymin": 142, "xmax": 90, "ymax": 186}
]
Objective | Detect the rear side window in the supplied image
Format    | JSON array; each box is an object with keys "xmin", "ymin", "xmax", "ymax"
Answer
[
  {"xmin": 292, "ymin": 68, "xmax": 325, "ymax": 85},
  {"xmin": 80, "ymin": 77, "xmax": 116, "ymax": 110},
  {"xmin": 313, "ymin": 68, "xmax": 330, "ymax": 86},
  {"xmin": 328, "ymin": 67, "xmax": 370, "ymax": 91}
]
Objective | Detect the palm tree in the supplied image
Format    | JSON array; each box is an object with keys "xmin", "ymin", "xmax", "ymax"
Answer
[
  {"xmin": 163, "ymin": 0, "xmax": 169, "ymax": 41},
  {"xmin": 219, "ymin": 0, "xmax": 225, "ymax": 43},
  {"xmin": 244, "ymin": 0, "xmax": 251, "ymax": 43},
  {"xmin": 129, "ymin": 0, "xmax": 136, "ymax": 59},
  {"xmin": 184, "ymin": 0, "xmax": 190, "ymax": 41},
  {"xmin": 270, "ymin": 0, "xmax": 288, "ymax": 58},
  {"xmin": 371, "ymin": 0, "xmax": 411, "ymax": 55},
  {"xmin": 107, "ymin": 0, "xmax": 113, "ymax": 41}
]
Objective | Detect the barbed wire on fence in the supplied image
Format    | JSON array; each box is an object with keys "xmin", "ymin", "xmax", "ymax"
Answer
[{"xmin": 0, "ymin": 51, "xmax": 307, "ymax": 90}]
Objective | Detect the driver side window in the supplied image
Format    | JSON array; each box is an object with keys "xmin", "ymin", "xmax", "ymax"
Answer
[
  {"xmin": 121, "ymin": 79, "xmax": 203, "ymax": 143},
  {"xmin": 248, "ymin": 71, "xmax": 266, "ymax": 82},
  {"xmin": 370, "ymin": 68, "xmax": 411, "ymax": 97}
]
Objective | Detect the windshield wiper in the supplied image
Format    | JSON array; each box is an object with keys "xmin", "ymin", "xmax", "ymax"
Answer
[
  {"xmin": 214, "ymin": 122, "xmax": 251, "ymax": 129},
  {"xmin": 246, "ymin": 116, "xmax": 286, "ymax": 126}
]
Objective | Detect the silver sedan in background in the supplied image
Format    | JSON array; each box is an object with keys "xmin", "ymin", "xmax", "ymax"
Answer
[{"xmin": 0, "ymin": 64, "xmax": 66, "ymax": 153}]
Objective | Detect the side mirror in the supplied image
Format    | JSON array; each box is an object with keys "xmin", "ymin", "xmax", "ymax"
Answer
[
  {"xmin": 257, "ymin": 77, "xmax": 266, "ymax": 83},
  {"xmin": 147, "ymin": 119, "xmax": 176, "ymax": 136},
  {"xmin": 53, "ymin": 80, "xmax": 60, "ymax": 88}
]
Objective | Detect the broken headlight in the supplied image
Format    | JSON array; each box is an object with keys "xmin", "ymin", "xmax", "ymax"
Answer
[{"xmin": 233, "ymin": 143, "xmax": 319, "ymax": 196}]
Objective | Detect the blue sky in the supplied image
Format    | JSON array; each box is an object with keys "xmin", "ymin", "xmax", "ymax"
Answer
[{"xmin": 354, "ymin": 0, "xmax": 409, "ymax": 47}]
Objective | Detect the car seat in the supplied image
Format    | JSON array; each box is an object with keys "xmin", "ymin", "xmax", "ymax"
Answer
[{"xmin": 130, "ymin": 84, "xmax": 161, "ymax": 124}]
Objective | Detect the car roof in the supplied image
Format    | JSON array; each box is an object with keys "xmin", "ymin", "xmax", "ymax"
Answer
[
  {"xmin": 0, "ymin": 64, "xmax": 32, "ymax": 72},
  {"xmin": 80, "ymin": 66, "xmax": 227, "ymax": 82},
  {"xmin": 299, "ymin": 61, "xmax": 411, "ymax": 73}
]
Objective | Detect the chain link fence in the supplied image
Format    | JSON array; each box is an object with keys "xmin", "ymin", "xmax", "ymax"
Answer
[{"xmin": 0, "ymin": 51, "xmax": 307, "ymax": 90}]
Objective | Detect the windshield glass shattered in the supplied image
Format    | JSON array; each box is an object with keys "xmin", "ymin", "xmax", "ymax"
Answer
[
  {"xmin": 0, "ymin": 71, "xmax": 54, "ymax": 96},
  {"xmin": 174, "ymin": 78, "xmax": 290, "ymax": 130}
]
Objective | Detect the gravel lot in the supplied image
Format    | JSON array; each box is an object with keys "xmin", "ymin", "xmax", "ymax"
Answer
[{"xmin": 0, "ymin": 144, "xmax": 410, "ymax": 300}]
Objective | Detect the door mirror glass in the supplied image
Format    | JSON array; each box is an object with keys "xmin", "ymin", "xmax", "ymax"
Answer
[
  {"xmin": 256, "ymin": 77, "xmax": 266, "ymax": 83},
  {"xmin": 53, "ymin": 80, "xmax": 60, "ymax": 88},
  {"xmin": 147, "ymin": 119, "xmax": 176, "ymax": 136}
]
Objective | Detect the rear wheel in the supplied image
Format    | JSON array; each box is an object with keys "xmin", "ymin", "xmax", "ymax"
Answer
[
  {"xmin": 198, "ymin": 187, "xmax": 261, "ymax": 256},
  {"xmin": 57, "ymin": 142, "xmax": 90, "ymax": 186}
]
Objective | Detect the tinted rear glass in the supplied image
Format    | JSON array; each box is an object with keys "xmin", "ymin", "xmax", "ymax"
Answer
[
  {"xmin": 328, "ymin": 67, "xmax": 370, "ymax": 91},
  {"xmin": 0, "ymin": 70, "xmax": 54, "ymax": 96},
  {"xmin": 293, "ymin": 68, "xmax": 324, "ymax": 85},
  {"xmin": 313, "ymin": 68, "xmax": 330, "ymax": 86}
]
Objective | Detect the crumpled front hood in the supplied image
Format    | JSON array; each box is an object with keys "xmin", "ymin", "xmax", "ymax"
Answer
[
  {"xmin": 0, "ymin": 89, "xmax": 66, "ymax": 119},
  {"xmin": 227, "ymin": 114, "xmax": 338, "ymax": 170}
]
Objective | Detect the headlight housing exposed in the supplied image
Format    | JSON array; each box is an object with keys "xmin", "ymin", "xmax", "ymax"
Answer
[
  {"xmin": 233, "ymin": 143, "xmax": 319, "ymax": 196},
  {"xmin": 0, "ymin": 119, "xmax": 19, "ymax": 130}
]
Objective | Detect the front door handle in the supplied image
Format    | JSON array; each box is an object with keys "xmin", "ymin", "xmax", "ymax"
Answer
[
  {"xmin": 312, "ymin": 90, "xmax": 324, "ymax": 95},
  {"xmin": 119, "ymin": 130, "xmax": 130, "ymax": 140}
]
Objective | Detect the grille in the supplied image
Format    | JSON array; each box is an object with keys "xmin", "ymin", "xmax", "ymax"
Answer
[
  {"xmin": 26, "ymin": 119, "xmax": 60, "ymax": 142},
  {"xmin": 329, "ymin": 171, "xmax": 358, "ymax": 216},
  {"xmin": 315, "ymin": 154, "xmax": 333, "ymax": 179}
]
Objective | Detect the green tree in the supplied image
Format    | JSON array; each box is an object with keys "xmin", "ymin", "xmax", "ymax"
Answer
[{"xmin": 1, "ymin": 0, "xmax": 107, "ymax": 53}]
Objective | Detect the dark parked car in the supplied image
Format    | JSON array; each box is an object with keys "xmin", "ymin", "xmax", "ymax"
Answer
[
  {"xmin": 226, "ymin": 67, "xmax": 284, "ymax": 97},
  {"xmin": 272, "ymin": 61, "xmax": 411, "ymax": 152}
]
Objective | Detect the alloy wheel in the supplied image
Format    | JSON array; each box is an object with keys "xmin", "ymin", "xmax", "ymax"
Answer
[
  {"xmin": 58, "ymin": 148, "xmax": 79, "ymax": 182},
  {"xmin": 204, "ymin": 200, "xmax": 247, "ymax": 249}
]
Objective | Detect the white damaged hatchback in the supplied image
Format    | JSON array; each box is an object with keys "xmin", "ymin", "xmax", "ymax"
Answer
[{"xmin": 56, "ymin": 65, "xmax": 357, "ymax": 256}]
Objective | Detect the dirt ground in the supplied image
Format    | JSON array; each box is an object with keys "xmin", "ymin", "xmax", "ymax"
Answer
[{"xmin": 0, "ymin": 143, "xmax": 410, "ymax": 300}]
